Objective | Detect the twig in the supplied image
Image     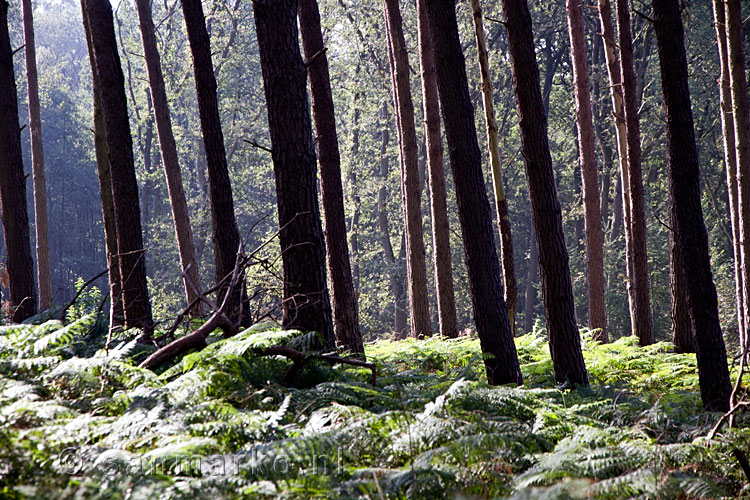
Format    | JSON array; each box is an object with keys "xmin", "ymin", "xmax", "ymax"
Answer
[
  {"xmin": 243, "ymin": 138, "xmax": 272, "ymax": 154},
  {"xmin": 304, "ymin": 47, "xmax": 327, "ymax": 67},
  {"xmin": 60, "ymin": 269, "xmax": 109, "ymax": 321}
]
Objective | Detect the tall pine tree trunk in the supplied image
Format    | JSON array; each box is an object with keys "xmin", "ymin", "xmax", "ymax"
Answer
[
  {"xmin": 181, "ymin": 0, "xmax": 249, "ymax": 325},
  {"xmin": 382, "ymin": 0, "xmax": 431, "ymax": 338},
  {"xmin": 298, "ymin": 0, "xmax": 364, "ymax": 356},
  {"xmin": 416, "ymin": 0, "xmax": 458, "ymax": 339},
  {"xmin": 80, "ymin": 0, "xmax": 122, "ymax": 328},
  {"xmin": 669, "ymin": 182, "xmax": 694, "ymax": 353},
  {"xmin": 85, "ymin": 0, "xmax": 153, "ymax": 335},
  {"xmin": 21, "ymin": 0, "xmax": 51, "ymax": 311},
  {"xmin": 615, "ymin": 0, "xmax": 653, "ymax": 346},
  {"xmin": 565, "ymin": 0, "xmax": 606, "ymax": 341},
  {"xmin": 501, "ymin": 0, "xmax": 588, "ymax": 385},
  {"xmin": 254, "ymin": 0, "xmax": 335, "ymax": 348},
  {"xmin": 0, "ymin": 0, "xmax": 37, "ymax": 323},
  {"xmin": 425, "ymin": 0, "xmax": 522, "ymax": 385},
  {"xmin": 470, "ymin": 0, "xmax": 518, "ymax": 335},
  {"xmin": 135, "ymin": 0, "xmax": 203, "ymax": 316},
  {"xmin": 652, "ymin": 0, "xmax": 731, "ymax": 412}
]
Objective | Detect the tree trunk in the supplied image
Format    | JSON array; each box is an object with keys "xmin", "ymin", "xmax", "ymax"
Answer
[
  {"xmin": 21, "ymin": 0, "xmax": 51, "ymax": 311},
  {"xmin": 470, "ymin": 0, "xmax": 518, "ymax": 336},
  {"xmin": 181, "ymin": 0, "xmax": 249, "ymax": 325},
  {"xmin": 725, "ymin": 0, "xmax": 750, "ymax": 361},
  {"xmin": 598, "ymin": 0, "xmax": 637, "ymax": 341},
  {"xmin": 524, "ymin": 231, "xmax": 538, "ymax": 334},
  {"xmin": 615, "ymin": 0, "xmax": 653, "ymax": 346},
  {"xmin": 253, "ymin": 0, "xmax": 335, "ymax": 348},
  {"xmin": 416, "ymin": 0, "xmax": 458, "ymax": 339},
  {"xmin": 713, "ymin": 0, "xmax": 744, "ymax": 351},
  {"xmin": 669, "ymin": 182, "xmax": 694, "ymax": 353},
  {"xmin": 85, "ymin": 0, "xmax": 153, "ymax": 336},
  {"xmin": 348, "ymin": 69, "xmax": 362, "ymax": 301},
  {"xmin": 298, "ymin": 0, "xmax": 364, "ymax": 356},
  {"xmin": 425, "ymin": 0, "xmax": 522, "ymax": 386},
  {"xmin": 0, "ymin": 0, "xmax": 37, "ymax": 323},
  {"xmin": 501, "ymin": 0, "xmax": 588, "ymax": 385},
  {"xmin": 80, "ymin": 0, "xmax": 122, "ymax": 328},
  {"xmin": 652, "ymin": 0, "xmax": 731, "ymax": 412},
  {"xmin": 382, "ymin": 0, "xmax": 431, "ymax": 338},
  {"xmin": 135, "ymin": 0, "xmax": 204, "ymax": 316},
  {"xmin": 566, "ymin": 0, "xmax": 606, "ymax": 341}
]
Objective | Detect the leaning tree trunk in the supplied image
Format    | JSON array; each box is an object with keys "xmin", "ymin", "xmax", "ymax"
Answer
[
  {"xmin": 615, "ymin": 0, "xmax": 653, "ymax": 346},
  {"xmin": 713, "ymin": 0, "xmax": 744, "ymax": 354},
  {"xmin": 253, "ymin": 0, "xmax": 335, "ymax": 348},
  {"xmin": 21, "ymin": 0, "xmax": 51, "ymax": 311},
  {"xmin": 85, "ymin": 0, "xmax": 153, "ymax": 336},
  {"xmin": 652, "ymin": 0, "xmax": 731, "ymax": 412},
  {"xmin": 382, "ymin": 0, "xmax": 431, "ymax": 338},
  {"xmin": 565, "ymin": 0, "xmax": 606, "ymax": 341},
  {"xmin": 135, "ymin": 0, "xmax": 204, "ymax": 316},
  {"xmin": 181, "ymin": 0, "xmax": 249, "ymax": 325},
  {"xmin": 298, "ymin": 0, "xmax": 364, "ymax": 356},
  {"xmin": 415, "ymin": 0, "xmax": 458, "ymax": 339},
  {"xmin": 425, "ymin": 0, "xmax": 522, "ymax": 386},
  {"xmin": 80, "ymin": 0, "xmax": 123, "ymax": 328},
  {"xmin": 0, "ymin": 0, "xmax": 37, "ymax": 323},
  {"xmin": 725, "ymin": 0, "xmax": 750, "ymax": 361},
  {"xmin": 501, "ymin": 0, "xmax": 588, "ymax": 385},
  {"xmin": 470, "ymin": 0, "xmax": 518, "ymax": 335}
]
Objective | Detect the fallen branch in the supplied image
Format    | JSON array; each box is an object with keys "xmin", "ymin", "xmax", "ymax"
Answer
[{"xmin": 255, "ymin": 345, "xmax": 377, "ymax": 385}]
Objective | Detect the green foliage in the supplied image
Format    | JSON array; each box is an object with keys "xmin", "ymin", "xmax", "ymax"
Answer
[{"xmin": 0, "ymin": 323, "xmax": 747, "ymax": 499}]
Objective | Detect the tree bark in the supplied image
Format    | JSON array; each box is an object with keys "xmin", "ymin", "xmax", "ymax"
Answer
[
  {"xmin": 425, "ymin": 0, "xmax": 522, "ymax": 386},
  {"xmin": 652, "ymin": 0, "xmax": 731, "ymax": 412},
  {"xmin": 524, "ymin": 231, "xmax": 538, "ymax": 334},
  {"xmin": 416, "ymin": 0, "xmax": 458, "ymax": 339},
  {"xmin": 470, "ymin": 0, "xmax": 518, "ymax": 336},
  {"xmin": 725, "ymin": 0, "xmax": 750, "ymax": 360},
  {"xmin": 181, "ymin": 0, "xmax": 249, "ymax": 325},
  {"xmin": 253, "ymin": 0, "xmax": 335, "ymax": 348},
  {"xmin": 85, "ymin": 0, "xmax": 153, "ymax": 335},
  {"xmin": 565, "ymin": 0, "xmax": 606, "ymax": 341},
  {"xmin": 135, "ymin": 0, "xmax": 203, "ymax": 317},
  {"xmin": 21, "ymin": 0, "xmax": 51, "ymax": 311},
  {"xmin": 348, "ymin": 67, "xmax": 362, "ymax": 301},
  {"xmin": 615, "ymin": 0, "xmax": 653, "ymax": 346},
  {"xmin": 298, "ymin": 0, "xmax": 364, "ymax": 356},
  {"xmin": 382, "ymin": 0, "xmax": 431, "ymax": 338},
  {"xmin": 80, "ymin": 0, "xmax": 122, "ymax": 328},
  {"xmin": 500, "ymin": 0, "xmax": 588, "ymax": 385},
  {"xmin": 0, "ymin": 0, "xmax": 37, "ymax": 323},
  {"xmin": 669, "ymin": 186, "xmax": 694, "ymax": 353},
  {"xmin": 713, "ymin": 0, "xmax": 744, "ymax": 352}
]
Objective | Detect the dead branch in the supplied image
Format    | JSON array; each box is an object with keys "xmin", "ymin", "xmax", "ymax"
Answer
[
  {"xmin": 60, "ymin": 269, "xmax": 108, "ymax": 321},
  {"xmin": 255, "ymin": 345, "xmax": 377, "ymax": 385}
]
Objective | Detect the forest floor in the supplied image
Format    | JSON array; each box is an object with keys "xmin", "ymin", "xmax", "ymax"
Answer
[{"xmin": 0, "ymin": 313, "xmax": 748, "ymax": 499}]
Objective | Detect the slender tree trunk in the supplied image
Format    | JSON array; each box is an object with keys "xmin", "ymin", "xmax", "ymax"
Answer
[
  {"xmin": 80, "ymin": 0, "xmax": 122, "ymax": 327},
  {"xmin": 298, "ymin": 0, "xmax": 364, "ymax": 356},
  {"xmin": 470, "ymin": 0, "xmax": 518, "ymax": 336},
  {"xmin": 726, "ymin": 0, "xmax": 750, "ymax": 361},
  {"xmin": 348, "ymin": 69, "xmax": 362, "ymax": 301},
  {"xmin": 598, "ymin": 0, "xmax": 637, "ymax": 341},
  {"xmin": 85, "ymin": 0, "xmax": 153, "ymax": 335},
  {"xmin": 416, "ymin": 0, "xmax": 458, "ymax": 339},
  {"xmin": 181, "ymin": 0, "xmax": 249, "ymax": 325},
  {"xmin": 713, "ymin": 0, "xmax": 744, "ymax": 351},
  {"xmin": 382, "ymin": 0, "xmax": 431, "ymax": 338},
  {"xmin": 652, "ymin": 0, "xmax": 731, "ymax": 412},
  {"xmin": 425, "ymin": 0, "xmax": 522, "ymax": 386},
  {"xmin": 566, "ymin": 0, "xmax": 606, "ymax": 341},
  {"xmin": 135, "ymin": 0, "xmax": 203, "ymax": 316},
  {"xmin": 501, "ymin": 0, "xmax": 588, "ymax": 385},
  {"xmin": 615, "ymin": 0, "xmax": 653, "ymax": 346},
  {"xmin": 524, "ymin": 231, "xmax": 538, "ymax": 334},
  {"xmin": 254, "ymin": 0, "xmax": 335, "ymax": 348},
  {"xmin": 21, "ymin": 0, "xmax": 51, "ymax": 311},
  {"xmin": 0, "ymin": 0, "xmax": 37, "ymax": 323}
]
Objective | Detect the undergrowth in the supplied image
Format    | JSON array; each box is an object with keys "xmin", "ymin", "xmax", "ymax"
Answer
[{"xmin": 0, "ymin": 316, "xmax": 747, "ymax": 499}]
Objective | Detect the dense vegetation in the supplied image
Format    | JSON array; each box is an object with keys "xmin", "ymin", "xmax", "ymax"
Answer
[{"xmin": 0, "ymin": 306, "xmax": 748, "ymax": 499}]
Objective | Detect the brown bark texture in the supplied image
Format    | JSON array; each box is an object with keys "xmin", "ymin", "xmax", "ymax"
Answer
[
  {"xmin": 501, "ymin": 0, "xmax": 588, "ymax": 385},
  {"xmin": 298, "ymin": 0, "xmax": 364, "ymax": 356},
  {"xmin": 652, "ymin": 0, "xmax": 731, "ymax": 412},
  {"xmin": 253, "ymin": 0, "xmax": 335, "ymax": 348},
  {"xmin": 424, "ymin": 0, "xmax": 522, "ymax": 386},
  {"xmin": 0, "ymin": 0, "xmax": 38, "ymax": 323},
  {"xmin": 669, "ymin": 184, "xmax": 694, "ymax": 353}
]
